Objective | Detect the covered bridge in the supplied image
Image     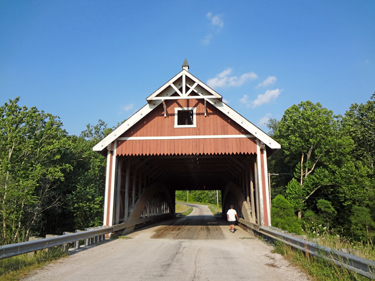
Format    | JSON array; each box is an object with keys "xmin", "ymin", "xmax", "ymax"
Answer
[{"xmin": 93, "ymin": 60, "xmax": 281, "ymax": 232}]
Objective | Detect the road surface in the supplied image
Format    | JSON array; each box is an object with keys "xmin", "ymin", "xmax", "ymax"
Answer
[{"xmin": 24, "ymin": 203, "xmax": 309, "ymax": 281}]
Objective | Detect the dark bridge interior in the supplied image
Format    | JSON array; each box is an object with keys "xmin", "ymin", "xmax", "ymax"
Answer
[{"xmin": 133, "ymin": 154, "xmax": 256, "ymax": 191}]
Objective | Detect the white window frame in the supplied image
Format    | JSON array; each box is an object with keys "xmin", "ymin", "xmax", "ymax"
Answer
[{"xmin": 174, "ymin": 107, "xmax": 197, "ymax": 128}]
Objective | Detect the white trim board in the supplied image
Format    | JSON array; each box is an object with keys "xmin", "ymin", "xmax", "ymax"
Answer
[
  {"xmin": 118, "ymin": 134, "xmax": 255, "ymax": 141},
  {"xmin": 174, "ymin": 107, "xmax": 196, "ymax": 128}
]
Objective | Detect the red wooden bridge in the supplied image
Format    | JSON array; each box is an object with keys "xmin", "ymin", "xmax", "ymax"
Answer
[{"xmin": 93, "ymin": 59, "xmax": 281, "ymax": 233}]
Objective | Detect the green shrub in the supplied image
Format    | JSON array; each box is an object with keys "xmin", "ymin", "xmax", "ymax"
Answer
[
  {"xmin": 350, "ymin": 205, "xmax": 375, "ymax": 243},
  {"xmin": 271, "ymin": 195, "xmax": 302, "ymax": 234}
]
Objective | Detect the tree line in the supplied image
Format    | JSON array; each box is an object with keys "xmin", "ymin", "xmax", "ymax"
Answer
[
  {"xmin": 0, "ymin": 97, "xmax": 111, "ymax": 245},
  {"xmin": 269, "ymin": 94, "xmax": 375, "ymax": 243},
  {"xmin": 175, "ymin": 190, "xmax": 221, "ymax": 206}
]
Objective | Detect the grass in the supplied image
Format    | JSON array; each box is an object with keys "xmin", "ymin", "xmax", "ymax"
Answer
[
  {"xmin": 306, "ymin": 232, "xmax": 375, "ymax": 261},
  {"xmin": 181, "ymin": 207, "xmax": 193, "ymax": 216},
  {"xmin": 207, "ymin": 204, "xmax": 222, "ymax": 216},
  {"xmin": 273, "ymin": 242, "xmax": 371, "ymax": 281},
  {"xmin": 175, "ymin": 203, "xmax": 190, "ymax": 213},
  {"xmin": 271, "ymin": 227, "xmax": 375, "ymax": 279},
  {"xmin": 175, "ymin": 203, "xmax": 193, "ymax": 216},
  {"xmin": 110, "ymin": 235, "xmax": 132, "ymax": 240},
  {"xmin": 0, "ymin": 247, "xmax": 67, "ymax": 281}
]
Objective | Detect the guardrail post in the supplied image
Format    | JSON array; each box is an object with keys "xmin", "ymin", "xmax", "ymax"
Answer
[
  {"xmin": 103, "ymin": 226, "xmax": 107, "ymax": 241},
  {"xmin": 84, "ymin": 228, "xmax": 91, "ymax": 246},
  {"xmin": 98, "ymin": 226, "xmax": 104, "ymax": 242},
  {"xmin": 62, "ymin": 232, "xmax": 73, "ymax": 252},
  {"xmin": 27, "ymin": 236, "xmax": 43, "ymax": 256},
  {"xmin": 87, "ymin": 228, "xmax": 94, "ymax": 246},
  {"xmin": 45, "ymin": 234, "xmax": 59, "ymax": 252},
  {"xmin": 74, "ymin": 230, "xmax": 83, "ymax": 249},
  {"xmin": 94, "ymin": 227, "xmax": 100, "ymax": 244}
]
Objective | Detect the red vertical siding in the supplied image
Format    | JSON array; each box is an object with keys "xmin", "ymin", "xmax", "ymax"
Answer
[
  {"xmin": 116, "ymin": 99, "xmax": 257, "ymax": 156},
  {"xmin": 121, "ymin": 99, "xmax": 249, "ymax": 137}
]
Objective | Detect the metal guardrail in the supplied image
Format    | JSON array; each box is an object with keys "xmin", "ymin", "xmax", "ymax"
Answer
[
  {"xmin": 239, "ymin": 219, "xmax": 375, "ymax": 280},
  {"xmin": 0, "ymin": 227, "xmax": 111, "ymax": 259},
  {"xmin": 0, "ymin": 214, "xmax": 173, "ymax": 260}
]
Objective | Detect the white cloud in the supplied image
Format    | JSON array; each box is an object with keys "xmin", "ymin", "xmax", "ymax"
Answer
[
  {"xmin": 228, "ymin": 72, "xmax": 258, "ymax": 87},
  {"xmin": 212, "ymin": 15, "xmax": 224, "ymax": 29},
  {"xmin": 258, "ymin": 113, "xmax": 272, "ymax": 127},
  {"xmin": 207, "ymin": 68, "xmax": 258, "ymax": 89},
  {"xmin": 119, "ymin": 104, "xmax": 134, "ymax": 114},
  {"xmin": 223, "ymin": 98, "xmax": 229, "ymax": 104},
  {"xmin": 257, "ymin": 76, "xmax": 277, "ymax": 88},
  {"xmin": 206, "ymin": 12, "xmax": 224, "ymax": 29},
  {"xmin": 202, "ymin": 12, "xmax": 223, "ymax": 45},
  {"xmin": 239, "ymin": 95, "xmax": 250, "ymax": 106},
  {"xmin": 218, "ymin": 68, "xmax": 232, "ymax": 78},
  {"xmin": 239, "ymin": 88, "xmax": 281, "ymax": 108},
  {"xmin": 202, "ymin": 33, "xmax": 213, "ymax": 45},
  {"xmin": 252, "ymin": 89, "xmax": 281, "ymax": 108}
]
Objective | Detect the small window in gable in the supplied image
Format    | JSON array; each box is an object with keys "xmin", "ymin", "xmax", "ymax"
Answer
[{"xmin": 175, "ymin": 107, "xmax": 196, "ymax": 128}]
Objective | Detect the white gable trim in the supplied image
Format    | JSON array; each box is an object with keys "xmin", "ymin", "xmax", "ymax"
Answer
[
  {"xmin": 93, "ymin": 70, "xmax": 280, "ymax": 152},
  {"xmin": 146, "ymin": 69, "xmax": 222, "ymax": 102},
  {"xmin": 93, "ymin": 102, "xmax": 162, "ymax": 151},
  {"xmin": 184, "ymin": 71, "xmax": 222, "ymax": 100},
  {"xmin": 146, "ymin": 70, "xmax": 184, "ymax": 101}
]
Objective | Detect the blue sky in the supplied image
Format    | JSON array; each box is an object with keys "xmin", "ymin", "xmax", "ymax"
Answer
[{"xmin": 1, "ymin": 0, "xmax": 374, "ymax": 136}]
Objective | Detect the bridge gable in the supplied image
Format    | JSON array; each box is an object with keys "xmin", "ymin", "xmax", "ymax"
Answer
[{"xmin": 93, "ymin": 62, "xmax": 280, "ymax": 154}]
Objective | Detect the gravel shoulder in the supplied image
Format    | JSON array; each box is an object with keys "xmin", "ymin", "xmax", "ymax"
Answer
[{"xmin": 24, "ymin": 204, "xmax": 310, "ymax": 281}]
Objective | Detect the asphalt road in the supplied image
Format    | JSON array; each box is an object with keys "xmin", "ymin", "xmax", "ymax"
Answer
[{"xmin": 24, "ymin": 204, "xmax": 309, "ymax": 281}]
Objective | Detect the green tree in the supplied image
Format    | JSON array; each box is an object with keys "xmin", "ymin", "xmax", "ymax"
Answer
[
  {"xmin": 276, "ymin": 101, "xmax": 353, "ymax": 218},
  {"xmin": 266, "ymin": 118, "xmax": 280, "ymax": 138},
  {"xmin": 341, "ymin": 94, "xmax": 375, "ymax": 235},
  {"xmin": 316, "ymin": 199, "xmax": 337, "ymax": 228},
  {"xmin": 350, "ymin": 206, "xmax": 375, "ymax": 243},
  {"xmin": 0, "ymin": 97, "xmax": 70, "ymax": 244},
  {"xmin": 271, "ymin": 195, "xmax": 302, "ymax": 234},
  {"xmin": 66, "ymin": 120, "xmax": 111, "ymax": 230},
  {"xmin": 344, "ymin": 93, "xmax": 375, "ymax": 170}
]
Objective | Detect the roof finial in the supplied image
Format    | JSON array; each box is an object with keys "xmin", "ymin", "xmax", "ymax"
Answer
[{"xmin": 182, "ymin": 58, "xmax": 189, "ymax": 71}]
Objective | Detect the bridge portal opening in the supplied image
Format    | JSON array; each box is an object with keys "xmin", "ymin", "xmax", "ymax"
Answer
[{"xmin": 175, "ymin": 190, "xmax": 222, "ymax": 205}]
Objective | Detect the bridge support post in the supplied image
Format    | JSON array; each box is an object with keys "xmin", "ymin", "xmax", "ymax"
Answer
[
  {"xmin": 262, "ymin": 147, "xmax": 271, "ymax": 226},
  {"xmin": 103, "ymin": 149, "xmax": 111, "ymax": 226},
  {"xmin": 103, "ymin": 142, "xmax": 117, "ymax": 227},
  {"xmin": 245, "ymin": 167, "xmax": 250, "ymax": 218},
  {"xmin": 254, "ymin": 154, "xmax": 261, "ymax": 225},
  {"xmin": 132, "ymin": 167, "xmax": 137, "ymax": 209},
  {"xmin": 249, "ymin": 164, "xmax": 256, "ymax": 223},
  {"xmin": 255, "ymin": 140, "xmax": 271, "ymax": 226},
  {"xmin": 124, "ymin": 159, "xmax": 131, "ymax": 221},
  {"xmin": 115, "ymin": 160, "xmax": 122, "ymax": 225}
]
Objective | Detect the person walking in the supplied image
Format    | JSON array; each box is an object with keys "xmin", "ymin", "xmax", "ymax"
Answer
[{"xmin": 227, "ymin": 205, "xmax": 239, "ymax": 233}]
